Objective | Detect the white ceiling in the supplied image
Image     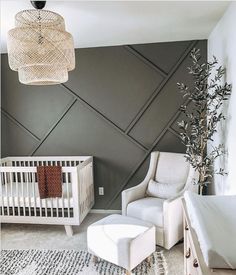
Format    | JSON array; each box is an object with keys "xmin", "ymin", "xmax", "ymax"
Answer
[{"xmin": 0, "ymin": 1, "xmax": 230, "ymax": 53}]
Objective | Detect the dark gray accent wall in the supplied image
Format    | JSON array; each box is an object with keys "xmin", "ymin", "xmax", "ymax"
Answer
[{"xmin": 1, "ymin": 40, "xmax": 207, "ymax": 209}]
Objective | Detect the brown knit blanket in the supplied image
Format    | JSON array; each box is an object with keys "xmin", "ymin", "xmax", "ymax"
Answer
[{"xmin": 37, "ymin": 166, "xmax": 62, "ymax": 199}]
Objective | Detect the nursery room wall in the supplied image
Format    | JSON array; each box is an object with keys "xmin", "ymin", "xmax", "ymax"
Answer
[
  {"xmin": 1, "ymin": 39, "xmax": 206, "ymax": 209},
  {"xmin": 208, "ymin": 2, "xmax": 236, "ymax": 196}
]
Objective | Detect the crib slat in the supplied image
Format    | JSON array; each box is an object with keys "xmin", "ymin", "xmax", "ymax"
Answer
[
  {"xmin": 21, "ymin": 172, "xmax": 26, "ymax": 216},
  {"xmin": 26, "ymin": 173, "xmax": 31, "ymax": 216},
  {"xmin": 50, "ymin": 198, "xmax": 53, "ymax": 217},
  {"xmin": 45, "ymin": 161, "xmax": 52, "ymax": 217},
  {"xmin": 56, "ymin": 197, "xmax": 59, "ymax": 218},
  {"xmin": 66, "ymin": 172, "xmax": 70, "ymax": 218},
  {"xmin": 16, "ymin": 172, "xmax": 20, "ymax": 216},
  {"xmin": 38, "ymin": 176, "xmax": 43, "ymax": 217},
  {"xmin": 81, "ymin": 169, "xmax": 85, "ymax": 216},
  {"xmin": 47, "ymin": 161, "xmax": 54, "ymax": 217},
  {"xmin": 32, "ymin": 172, "xmax": 37, "ymax": 216},
  {"xmin": 44, "ymin": 196, "xmax": 48, "ymax": 217},
  {"xmin": 10, "ymin": 172, "xmax": 15, "ymax": 216},
  {"xmin": 4, "ymin": 172, "xmax": 10, "ymax": 216},
  {"xmin": 35, "ymin": 163, "xmax": 42, "ymax": 217},
  {"xmin": 0, "ymin": 173, "xmax": 4, "ymax": 216},
  {"xmin": 61, "ymin": 177, "xmax": 65, "ymax": 218},
  {"xmin": 44, "ymin": 173, "xmax": 48, "ymax": 217}
]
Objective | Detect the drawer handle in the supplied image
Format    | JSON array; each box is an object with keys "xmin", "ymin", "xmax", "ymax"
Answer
[
  {"xmin": 185, "ymin": 225, "xmax": 189, "ymax": 231},
  {"xmin": 185, "ymin": 248, "xmax": 191, "ymax": 259},
  {"xmin": 193, "ymin": 259, "xmax": 199, "ymax": 268}
]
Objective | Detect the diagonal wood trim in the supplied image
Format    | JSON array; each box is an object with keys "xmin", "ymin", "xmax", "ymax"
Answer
[
  {"xmin": 124, "ymin": 45, "xmax": 168, "ymax": 78},
  {"xmin": 30, "ymin": 98, "xmax": 78, "ymax": 156},
  {"xmin": 124, "ymin": 40, "xmax": 198, "ymax": 135},
  {"xmin": 1, "ymin": 108, "xmax": 41, "ymax": 141},
  {"xmin": 60, "ymin": 83, "xmax": 148, "ymax": 152},
  {"xmin": 106, "ymin": 98, "xmax": 190, "ymax": 209},
  {"xmin": 1, "ymin": 39, "xmax": 206, "ymax": 210},
  {"xmin": 168, "ymin": 127, "xmax": 181, "ymax": 139}
]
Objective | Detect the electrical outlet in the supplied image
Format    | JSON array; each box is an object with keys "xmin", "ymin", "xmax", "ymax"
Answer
[{"xmin": 98, "ymin": 187, "xmax": 104, "ymax": 196}]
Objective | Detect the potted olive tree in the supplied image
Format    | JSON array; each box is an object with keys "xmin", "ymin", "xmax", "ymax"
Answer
[{"xmin": 177, "ymin": 48, "xmax": 232, "ymax": 194}]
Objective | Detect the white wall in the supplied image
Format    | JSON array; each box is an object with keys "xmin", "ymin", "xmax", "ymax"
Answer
[{"xmin": 208, "ymin": 2, "xmax": 236, "ymax": 195}]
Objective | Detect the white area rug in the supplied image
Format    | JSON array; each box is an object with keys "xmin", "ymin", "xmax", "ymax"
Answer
[{"xmin": 0, "ymin": 250, "xmax": 167, "ymax": 275}]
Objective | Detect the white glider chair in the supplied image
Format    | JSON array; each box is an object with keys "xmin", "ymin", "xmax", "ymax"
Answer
[{"xmin": 122, "ymin": 151, "xmax": 198, "ymax": 250}]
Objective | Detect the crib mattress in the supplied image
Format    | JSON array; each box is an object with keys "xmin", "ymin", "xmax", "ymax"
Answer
[
  {"xmin": 1, "ymin": 183, "xmax": 73, "ymax": 208},
  {"xmin": 184, "ymin": 191, "xmax": 236, "ymax": 269}
]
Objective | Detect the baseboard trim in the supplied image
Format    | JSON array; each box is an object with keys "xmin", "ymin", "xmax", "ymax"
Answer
[{"xmin": 89, "ymin": 209, "xmax": 121, "ymax": 214}]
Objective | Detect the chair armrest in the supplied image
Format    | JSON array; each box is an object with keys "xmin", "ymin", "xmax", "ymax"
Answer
[
  {"xmin": 164, "ymin": 191, "xmax": 184, "ymax": 204},
  {"xmin": 122, "ymin": 181, "xmax": 147, "ymax": 215},
  {"xmin": 122, "ymin": 151, "xmax": 159, "ymax": 215},
  {"xmin": 163, "ymin": 192, "xmax": 184, "ymax": 249}
]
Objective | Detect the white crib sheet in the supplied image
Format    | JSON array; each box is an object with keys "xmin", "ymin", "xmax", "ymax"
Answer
[
  {"xmin": 184, "ymin": 191, "xmax": 236, "ymax": 269},
  {"xmin": 1, "ymin": 182, "xmax": 73, "ymax": 208}
]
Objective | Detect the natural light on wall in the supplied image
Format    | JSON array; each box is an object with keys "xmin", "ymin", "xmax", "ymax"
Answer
[{"xmin": 7, "ymin": 1, "xmax": 75, "ymax": 85}]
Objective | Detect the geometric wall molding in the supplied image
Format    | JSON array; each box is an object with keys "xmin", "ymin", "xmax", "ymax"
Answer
[{"xmin": 1, "ymin": 39, "xmax": 207, "ymax": 209}]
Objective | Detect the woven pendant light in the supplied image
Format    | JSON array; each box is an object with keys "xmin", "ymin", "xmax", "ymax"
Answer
[{"xmin": 7, "ymin": 1, "xmax": 75, "ymax": 85}]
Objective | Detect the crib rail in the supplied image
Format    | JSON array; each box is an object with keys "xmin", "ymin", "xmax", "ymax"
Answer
[
  {"xmin": 0, "ymin": 156, "xmax": 94, "ymax": 226},
  {"xmin": 2, "ymin": 156, "xmax": 90, "ymax": 168}
]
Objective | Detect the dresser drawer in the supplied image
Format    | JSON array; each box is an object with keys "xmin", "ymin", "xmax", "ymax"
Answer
[
  {"xmin": 186, "ymin": 235, "xmax": 201, "ymax": 274},
  {"xmin": 185, "ymin": 222, "xmax": 201, "ymax": 275},
  {"xmin": 182, "ymin": 199, "xmax": 236, "ymax": 275}
]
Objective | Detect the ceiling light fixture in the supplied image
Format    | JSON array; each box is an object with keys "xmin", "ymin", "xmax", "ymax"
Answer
[{"xmin": 7, "ymin": 1, "xmax": 75, "ymax": 85}]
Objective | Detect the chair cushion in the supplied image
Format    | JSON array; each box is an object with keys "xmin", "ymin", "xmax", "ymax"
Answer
[
  {"xmin": 127, "ymin": 197, "xmax": 164, "ymax": 227},
  {"xmin": 146, "ymin": 179, "xmax": 183, "ymax": 199},
  {"xmin": 155, "ymin": 152, "xmax": 189, "ymax": 186}
]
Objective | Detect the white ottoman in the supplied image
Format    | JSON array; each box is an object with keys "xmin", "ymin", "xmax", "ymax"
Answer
[{"xmin": 87, "ymin": 214, "xmax": 156, "ymax": 273}]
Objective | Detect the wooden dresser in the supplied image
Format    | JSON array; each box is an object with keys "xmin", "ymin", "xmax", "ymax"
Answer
[{"xmin": 182, "ymin": 199, "xmax": 236, "ymax": 275}]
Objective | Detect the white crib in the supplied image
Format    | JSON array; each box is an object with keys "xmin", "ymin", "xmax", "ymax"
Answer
[{"xmin": 0, "ymin": 156, "xmax": 94, "ymax": 236}]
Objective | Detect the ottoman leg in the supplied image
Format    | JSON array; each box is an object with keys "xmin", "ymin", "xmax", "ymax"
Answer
[
  {"xmin": 93, "ymin": 255, "xmax": 98, "ymax": 264},
  {"xmin": 147, "ymin": 255, "xmax": 152, "ymax": 264}
]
